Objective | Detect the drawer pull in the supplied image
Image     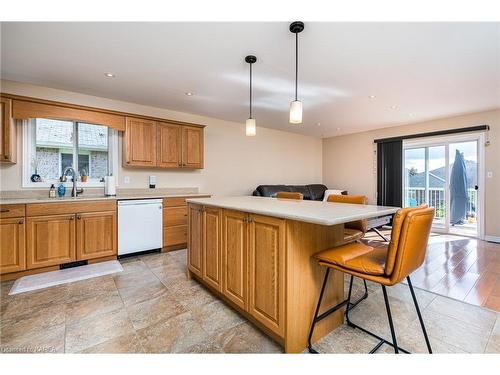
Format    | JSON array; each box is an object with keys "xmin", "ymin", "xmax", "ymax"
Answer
[
  {"xmin": 70, "ymin": 216, "xmax": 75, "ymax": 220},
  {"xmin": 0, "ymin": 209, "xmax": 10, "ymax": 213},
  {"xmin": 77, "ymin": 215, "xmax": 82, "ymax": 220},
  {"xmin": 18, "ymin": 219, "xmax": 24, "ymax": 224}
]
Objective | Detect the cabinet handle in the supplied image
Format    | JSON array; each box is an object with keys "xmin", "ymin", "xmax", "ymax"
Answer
[
  {"xmin": 18, "ymin": 219, "xmax": 24, "ymax": 224},
  {"xmin": 77, "ymin": 215, "xmax": 82, "ymax": 220},
  {"xmin": 0, "ymin": 209, "xmax": 10, "ymax": 213},
  {"xmin": 70, "ymin": 216, "xmax": 75, "ymax": 220}
]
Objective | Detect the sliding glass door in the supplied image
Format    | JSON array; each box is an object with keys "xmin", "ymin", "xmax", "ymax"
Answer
[{"xmin": 403, "ymin": 134, "xmax": 483, "ymax": 238}]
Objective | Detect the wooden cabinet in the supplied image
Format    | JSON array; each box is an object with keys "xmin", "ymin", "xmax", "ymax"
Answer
[
  {"xmin": 26, "ymin": 214, "xmax": 76, "ymax": 269},
  {"xmin": 181, "ymin": 126, "xmax": 204, "ymax": 168},
  {"xmin": 162, "ymin": 197, "xmax": 188, "ymax": 249},
  {"xmin": 202, "ymin": 207, "xmax": 222, "ymax": 291},
  {"xmin": 0, "ymin": 97, "xmax": 16, "ymax": 163},
  {"xmin": 123, "ymin": 117, "xmax": 157, "ymax": 167},
  {"xmin": 0, "ymin": 217, "xmax": 26, "ymax": 274},
  {"xmin": 157, "ymin": 122, "xmax": 182, "ymax": 168},
  {"xmin": 187, "ymin": 207, "xmax": 286, "ymax": 337},
  {"xmin": 123, "ymin": 117, "xmax": 204, "ymax": 169},
  {"xmin": 221, "ymin": 210, "xmax": 248, "ymax": 310},
  {"xmin": 76, "ymin": 211, "xmax": 117, "ymax": 261},
  {"xmin": 248, "ymin": 214, "xmax": 286, "ymax": 336},
  {"xmin": 187, "ymin": 204, "xmax": 203, "ymax": 277}
]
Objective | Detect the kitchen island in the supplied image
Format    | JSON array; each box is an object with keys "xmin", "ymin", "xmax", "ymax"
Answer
[{"xmin": 185, "ymin": 196, "xmax": 398, "ymax": 353}]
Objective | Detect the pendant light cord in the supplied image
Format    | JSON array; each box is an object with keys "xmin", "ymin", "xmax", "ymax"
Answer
[
  {"xmin": 295, "ymin": 32, "xmax": 298, "ymax": 101},
  {"xmin": 249, "ymin": 62, "xmax": 252, "ymax": 119}
]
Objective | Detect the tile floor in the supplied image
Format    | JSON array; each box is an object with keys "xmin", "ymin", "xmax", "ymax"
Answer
[{"xmin": 0, "ymin": 249, "xmax": 499, "ymax": 354}]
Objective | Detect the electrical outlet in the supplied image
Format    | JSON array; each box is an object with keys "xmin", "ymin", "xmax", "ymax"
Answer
[
  {"xmin": 149, "ymin": 175, "xmax": 156, "ymax": 189},
  {"xmin": 124, "ymin": 176, "xmax": 130, "ymax": 184},
  {"xmin": 487, "ymin": 171, "xmax": 493, "ymax": 178}
]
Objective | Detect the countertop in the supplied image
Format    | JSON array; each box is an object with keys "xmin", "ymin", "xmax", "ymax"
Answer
[
  {"xmin": 0, "ymin": 193, "xmax": 211, "ymax": 205},
  {"xmin": 186, "ymin": 196, "xmax": 399, "ymax": 226}
]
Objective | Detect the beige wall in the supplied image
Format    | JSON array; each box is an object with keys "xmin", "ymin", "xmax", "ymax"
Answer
[
  {"xmin": 0, "ymin": 80, "xmax": 323, "ymax": 195},
  {"xmin": 323, "ymin": 109, "xmax": 500, "ymax": 238}
]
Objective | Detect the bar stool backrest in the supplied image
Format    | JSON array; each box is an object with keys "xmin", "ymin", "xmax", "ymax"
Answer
[
  {"xmin": 327, "ymin": 194, "xmax": 369, "ymax": 232},
  {"xmin": 276, "ymin": 191, "xmax": 304, "ymax": 200},
  {"xmin": 386, "ymin": 206, "xmax": 435, "ymax": 284}
]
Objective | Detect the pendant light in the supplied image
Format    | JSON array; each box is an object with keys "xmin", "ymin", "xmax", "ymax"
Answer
[
  {"xmin": 289, "ymin": 21, "xmax": 304, "ymax": 124},
  {"xmin": 245, "ymin": 55, "xmax": 257, "ymax": 136}
]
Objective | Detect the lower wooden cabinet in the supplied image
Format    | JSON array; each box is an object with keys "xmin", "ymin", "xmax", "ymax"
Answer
[
  {"xmin": 26, "ymin": 214, "xmax": 76, "ymax": 269},
  {"xmin": 188, "ymin": 206, "xmax": 286, "ymax": 337},
  {"xmin": 187, "ymin": 204, "xmax": 203, "ymax": 277},
  {"xmin": 221, "ymin": 210, "xmax": 248, "ymax": 310},
  {"xmin": 76, "ymin": 211, "xmax": 117, "ymax": 260},
  {"xmin": 248, "ymin": 214, "xmax": 286, "ymax": 336},
  {"xmin": 202, "ymin": 206, "xmax": 222, "ymax": 291},
  {"xmin": 0, "ymin": 217, "xmax": 26, "ymax": 274}
]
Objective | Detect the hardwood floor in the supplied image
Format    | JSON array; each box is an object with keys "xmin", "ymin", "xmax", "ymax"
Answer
[{"xmin": 363, "ymin": 230, "xmax": 500, "ymax": 312}]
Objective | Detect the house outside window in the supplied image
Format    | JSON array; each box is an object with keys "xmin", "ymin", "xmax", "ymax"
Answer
[{"xmin": 23, "ymin": 118, "xmax": 117, "ymax": 187}]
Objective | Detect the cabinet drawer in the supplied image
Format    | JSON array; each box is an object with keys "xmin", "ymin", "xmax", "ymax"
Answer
[
  {"xmin": 0, "ymin": 204, "xmax": 25, "ymax": 218},
  {"xmin": 163, "ymin": 197, "xmax": 187, "ymax": 208},
  {"xmin": 163, "ymin": 225, "xmax": 188, "ymax": 247},
  {"xmin": 163, "ymin": 206, "xmax": 188, "ymax": 227},
  {"xmin": 27, "ymin": 200, "xmax": 116, "ymax": 216}
]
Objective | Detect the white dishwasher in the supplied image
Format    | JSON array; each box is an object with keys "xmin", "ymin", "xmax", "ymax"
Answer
[{"xmin": 118, "ymin": 199, "xmax": 163, "ymax": 256}]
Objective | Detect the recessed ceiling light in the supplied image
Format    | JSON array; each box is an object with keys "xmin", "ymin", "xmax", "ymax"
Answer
[
  {"xmin": 336, "ymin": 127, "xmax": 341, "ymax": 131},
  {"xmin": 368, "ymin": 95, "xmax": 376, "ymax": 99},
  {"xmin": 185, "ymin": 92, "xmax": 194, "ymax": 96},
  {"xmin": 409, "ymin": 113, "xmax": 414, "ymax": 117},
  {"xmin": 390, "ymin": 105, "xmax": 398, "ymax": 110},
  {"xmin": 104, "ymin": 73, "xmax": 115, "ymax": 78},
  {"xmin": 317, "ymin": 122, "xmax": 321, "ymax": 126}
]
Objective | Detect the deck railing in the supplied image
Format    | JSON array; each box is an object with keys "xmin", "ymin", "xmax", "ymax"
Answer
[{"xmin": 404, "ymin": 187, "xmax": 477, "ymax": 219}]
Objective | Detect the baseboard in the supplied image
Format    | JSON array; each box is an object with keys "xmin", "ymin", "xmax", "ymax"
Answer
[{"xmin": 485, "ymin": 235, "xmax": 500, "ymax": 244}]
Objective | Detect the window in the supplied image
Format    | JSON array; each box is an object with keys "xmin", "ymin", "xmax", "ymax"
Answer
[{"xmin": 24, "ymin": 118, "xmax": 117, "ymax": 187}]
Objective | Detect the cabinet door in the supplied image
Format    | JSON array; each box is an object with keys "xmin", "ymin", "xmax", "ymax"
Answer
[
  {"xmin": 0, "ymin": 218, "xmax": 26, "ymax": 274},
  {"xmin": 221, "ymin": 210, "xmax": 248, "ymax": 310},
  {"xmin": 187, "ymin": 204, "xmax": 203, "ymax": 277},
  {"xmin": 76, "ymin": 211, "xmax": 117, "ymax": 260},
  {"xmin": 123, "ymin": 117, "xmax": 157, "ymax": 167},
  {"xmin": 26, "ymin": 214, "xmax": 76, "ymax": 269},
  {"xmin": 157, "ymin": 122, "xmax": 182, "ymax": 168},
  {"xmin": 202, "ymin": 207, "xmax": 222, "ymax": 291},
  {"xmin": 181, "ymin": 126, "xmax": 204, "ymax": 169},
  {"xmin": 0, "ymin": 97, "xmax": 15, "ymax": 163},
  {"xmin": 248, "ymin": 214, "xmax": 286, "ymax": 336}
]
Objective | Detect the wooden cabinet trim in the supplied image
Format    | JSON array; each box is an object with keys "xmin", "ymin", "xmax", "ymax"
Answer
[
  {"xmin": 202, "ymin": 207, "xmax": 222, "ymax": 291},
  {"xmin": 187, "ymin": 204, "xmax": 203, "ymax": 277},
  {"xmin": 1, "ymin": 97, "xmax": 16, "ymax": 163}
]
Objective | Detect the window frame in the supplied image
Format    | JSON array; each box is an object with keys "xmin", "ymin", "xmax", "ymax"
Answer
[{"xmin": 22, "ymin": 119, "xmax": 119, "ymax": 188}]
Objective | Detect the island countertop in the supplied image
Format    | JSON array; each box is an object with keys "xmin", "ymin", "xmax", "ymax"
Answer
[{"xmin": 186, "ymin": 196, "xmax": 399, "ymax": 226}]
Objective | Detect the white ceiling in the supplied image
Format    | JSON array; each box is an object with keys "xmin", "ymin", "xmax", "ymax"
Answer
[{"xmin": 1, "ymin": 22, "xmax": 499, "ymax": 138}]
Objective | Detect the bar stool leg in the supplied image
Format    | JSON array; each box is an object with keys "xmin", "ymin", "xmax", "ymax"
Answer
[
  {"xmin": 382, "ymin": 285, "xmax": 399, "ymax": 354},
  {"xmin": 345, "ymin": 275, "xmax": 354, "ymax": 326},
  {"xmin": 307, "ymin": 268, "xmax": 330, "ymax": 353},
  {"xmin": 407, "ymin": 276, "xmax": 432, "ymax": 353}
]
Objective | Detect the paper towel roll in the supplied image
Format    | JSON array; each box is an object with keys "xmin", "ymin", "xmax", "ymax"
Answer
[{"xmin": 104, "ymin": 175, "xmax": 116, "ymax": 196}]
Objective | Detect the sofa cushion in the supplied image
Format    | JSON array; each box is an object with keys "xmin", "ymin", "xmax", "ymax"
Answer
[
  {"xmin": 307, "ymin": 184, "xmax": 329, "ymax": 201},
  {"xmin": 256, "ymin": 185, "xmax": 291, "ymax": 198},
  {"xmin": 253, "ymin": 184, "xmax": 328, "ymax": 200},
  {"xmin": 289, "ymin": 185, "xmax": 312, "ymax": 200}
]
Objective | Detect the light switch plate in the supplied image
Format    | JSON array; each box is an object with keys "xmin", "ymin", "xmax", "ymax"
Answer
[
  {"xmin": 124, "ymin": 176, "xmax": 130, "ymax": 184},
  {"xmin": 149, "ymin": 175, "xmax": 156, "ymax": 188},
  {"xmin": 487, "ymin": 171, "xmax": 493, "ymax": 178}
]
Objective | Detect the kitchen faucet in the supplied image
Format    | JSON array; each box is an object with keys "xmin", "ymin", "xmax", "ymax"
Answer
[{"xmin": 62, "ymin": 166, "xmax": 84, "ymax": 197}]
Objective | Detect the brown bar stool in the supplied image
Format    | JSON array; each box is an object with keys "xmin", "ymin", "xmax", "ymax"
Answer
[
  {"xmin": 275, "ymin": 191, "xmax": 304, "ymax": 200},
  {"xmin": 308, "ymin": 205, "xmax": 434, "ymax": 354},
  {"xmin": 327, "ymin": 194, "xmax": 368, "ymax": 243}
]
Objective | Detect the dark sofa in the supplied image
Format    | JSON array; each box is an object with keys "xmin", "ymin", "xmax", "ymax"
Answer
[{"xmin": 252, "ymin": 184, "xmax": 346, "ymax": 201}]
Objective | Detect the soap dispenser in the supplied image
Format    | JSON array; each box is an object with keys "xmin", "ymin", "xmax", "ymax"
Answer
[{"xmin": 49, "ymin": 184, "xmax": 56, "ymax": 198}]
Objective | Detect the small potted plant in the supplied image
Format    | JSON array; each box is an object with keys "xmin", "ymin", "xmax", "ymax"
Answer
[{"xmin": 80, "ymin": 168, "xmax": 88, "ymax": 183}]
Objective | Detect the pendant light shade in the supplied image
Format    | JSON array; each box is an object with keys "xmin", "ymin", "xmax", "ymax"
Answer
[
  {"xmin": 289, "ymin": 21, "xmax": 304, "ymax": 125},
  {"xmin": 245, "ymin": 55, "xmax": 257, "ymax": 136},
  {"xmin": 245, "ymin": 118, "xmax": 256, "ymax": 136},
  {"xmin": 289, "ymin": 100, "xmax": 303, "ymax": 124}
]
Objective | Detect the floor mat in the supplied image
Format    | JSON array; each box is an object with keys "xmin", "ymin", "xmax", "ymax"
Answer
[{"xmin": 9, "ymin": 261, "xmax": 123, "ymax": 295}]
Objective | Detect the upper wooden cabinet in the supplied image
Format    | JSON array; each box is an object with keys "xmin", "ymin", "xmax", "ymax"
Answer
[
  {"xmin": 123, "ymin": 117, "xmax": 157, "ymax": 167},
  {"xmin": 0, "ymin": 97, "xmax": 16, "ymax": 163},
  {"xmin": 182, "ymin": 126, "xmax": 204, "ymax": 169},
  {"xmin": 123, "ymin": 117, "xmax": 204, "ymax": 169}
]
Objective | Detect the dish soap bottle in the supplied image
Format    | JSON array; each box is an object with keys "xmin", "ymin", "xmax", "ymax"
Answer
[
  {"xmin": 49, "ymin": 184, "xmax": 56, "ymax": 198},
  {"xmin": 57, "ymin": 183, "xmax": 66, "ymax": 198}
]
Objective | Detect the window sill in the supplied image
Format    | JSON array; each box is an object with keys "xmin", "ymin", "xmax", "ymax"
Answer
[{"xmin": 22, "ymin": 181, "xmax": 109, "ymax": 189}]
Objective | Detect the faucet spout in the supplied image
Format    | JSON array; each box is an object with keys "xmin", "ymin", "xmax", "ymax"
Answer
[{"xmin": 62, "ymin": 166, "xmax": 84, "ymax": 197}]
